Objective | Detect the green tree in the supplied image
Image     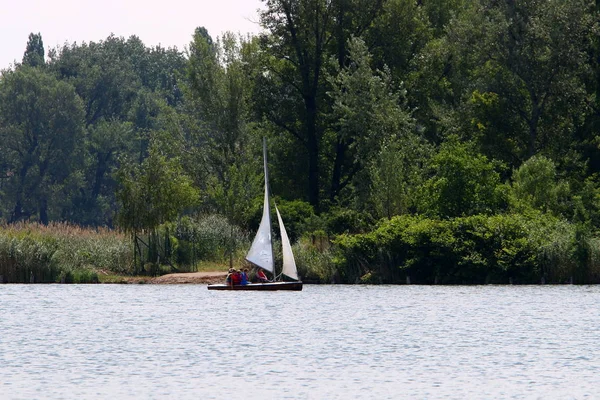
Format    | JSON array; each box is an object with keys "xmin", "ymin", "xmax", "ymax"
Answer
[
  {"xmin": 47, "ymin": 34, "xmax": 186, "ymax": 225},
  {"xmin": 257, "ymin": 0, "xmax": 334, "ymax": 208},
  {"xmin": 415, "ymin": 0, "xmax": 595, "ymax": 166},
  {"xmin": 370, "ymin": 134, "xmax": 431, "ymax": 219},
  {"xmin": 22, "ymin": 33, "xmax": 45, "ymax": 67},
  {"xmin": 74, "ymin": 120, "xmax": 135, "ymax": 224},
  {"xmin": 326, "ymin": 36, "xmax": 414, "ymax": 207},
  {"xmin": 418, "ymin": 139, "xmax": 504, "ymax": 218},
  {"xmin": 366, "ymin": 0, "xmax": 432, "ymax": 83},
  {"xmin": 185, "ymin": 30, "xmax": 251, "ymax": 175},
  {"xmin": 185, "ymin": 29, "xmax": 258, "ymax": 214},
  {"xmin": 116, "ymin": 142, "xmax": 198, "ymax": 273},
  {"xmin": 257, "ymin": 1, "xmax": 387, "ymax": 210},
  {"xmin": 0, "ymin": 66, "xmax": 85, "ymax": 223},
  {"xmin": 509, "ymin": 155, "xmax": 570, "ymax": 216}
]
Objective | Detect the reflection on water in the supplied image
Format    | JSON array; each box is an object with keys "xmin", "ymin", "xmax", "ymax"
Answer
[{"xmin": 1, "ymin": 284, "xmax": 599, "ymax": 399}]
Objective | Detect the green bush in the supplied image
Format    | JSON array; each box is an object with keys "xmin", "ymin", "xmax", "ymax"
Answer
[
  {"xmin": 324, "ymin": 207, "xmax": 375, "ymax": 235},
  {"xmin": 272, "ymin": 199, "xmax": 316, "ymax": 242},
  {"xmin": 334, "ymin": 212, "xmax": 591, "ymax": 284}
]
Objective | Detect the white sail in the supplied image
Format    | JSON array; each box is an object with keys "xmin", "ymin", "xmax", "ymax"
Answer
[
  {"xmin": 245, "ymin": 185, "xmax": 274, "ymax": 273},
  {"xmin": 276, "ymin": 205, "xmax": 299, "ymax": 281},
  {"xmin": 245, "ymin": 138, "xmax": 275, "ymax": 274}
]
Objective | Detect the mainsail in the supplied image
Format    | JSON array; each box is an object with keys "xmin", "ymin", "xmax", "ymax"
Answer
[
  {"xmin": 245, "ymin": 182, "xmax": 274, "ymax": 274},
  {"xmin": 245, "ymin": 139, "xmax": 274, "ymax": 274}
]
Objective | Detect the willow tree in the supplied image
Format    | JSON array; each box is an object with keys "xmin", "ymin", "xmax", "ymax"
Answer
[{"xmin": 116, "ymin": 143, "xmax": 198, "ymax": 273}]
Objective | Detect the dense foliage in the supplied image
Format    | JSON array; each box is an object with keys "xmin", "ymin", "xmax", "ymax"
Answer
[{"xmin": 2, "ymin": 0, "xmax": 600, "ymax": 283}]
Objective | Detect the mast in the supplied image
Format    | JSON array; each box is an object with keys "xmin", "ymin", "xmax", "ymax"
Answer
[{"xmin": 262, "ymin": 137, "xmax": 277, "ymax": 281}]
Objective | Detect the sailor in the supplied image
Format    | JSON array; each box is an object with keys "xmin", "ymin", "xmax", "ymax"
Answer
[
  {"xmin": 256, "ymin": 268, "xmax": 269, "ymax": 283},
  {"xmin": 231, "ymin": 269, "xmax": 242, "ymax": 285},
  {"xmin": 240, "ymin": 268, "xmax": 249, "ymax": 285},
  {"xmin": 226, "ymin": 268, "xmax": 235, "ymax": 285}
]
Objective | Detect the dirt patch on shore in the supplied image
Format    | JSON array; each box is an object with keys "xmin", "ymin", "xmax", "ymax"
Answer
[
  {"xmin": 149, "ymin": 271, "xmax": 227, "ymax": 284},
  {"xmin": 103, "ymin": 271, "xmax": 228, "ymax": 285}
]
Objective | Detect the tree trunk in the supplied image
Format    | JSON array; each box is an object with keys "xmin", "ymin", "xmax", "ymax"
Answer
[
  {"xmin": 330, "ymin": 138, "xmax": 346, "ymax": 201},
  {"xmin": 528, "ymin": 101, "xmax": 541, "ymax": 157},
  {"xmin": 306, "ymin": 97, "xmax": 320, "ymax": 211},
  {"xmin": 11, "ymin": 160, "xmax": 32, "ymax": 222},
  {"xmin": 39, "ymin": 197, "xmax": 48, "ymax": 225}
]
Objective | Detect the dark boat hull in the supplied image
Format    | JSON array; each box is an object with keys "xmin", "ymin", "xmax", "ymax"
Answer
[{"xmin": 207, "ymin": 281, "xmax": 303, "ymax": 291}]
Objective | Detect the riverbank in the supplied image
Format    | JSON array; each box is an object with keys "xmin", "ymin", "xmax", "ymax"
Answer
[{"xmin": 100, "ymin": 271, "xmax": 228, "ymax": 285}]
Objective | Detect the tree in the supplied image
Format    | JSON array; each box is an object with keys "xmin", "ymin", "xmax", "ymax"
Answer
[
  {"xmin": 257, "ymin": 0, "xmax": 335, "ymax": 209},
  {"xmin": 185, "ymin": 29, "xmax": 252, "ymax": 178},
  {"xmin": 184, "ymin": 29, "xmax": 261, "ymax": 262},
  {"xmin": 116, "ymin": 142, "xmax": 199, "ymax": 273},
  {"xmin": 326, "ymin": 36, "xmax": 414, "ymax": 206},
  {"xmin": 185, "ymin": 29, "xmax": 260, "ymax": 212},
  {"xmin": 0, "ymin": 66, "xmax": 85, "ymax": 223},
  {"xmin": 509, "ymin": 155, "xmax": 570, "ymax": 216},
  {"xmin": 257, "ymin": 0, "xmax": 388, "ymax": 210},
  {"xmin": 366, "ymin": 0, "xmax": 432, "ymax": 83},
  {"xmin": 47, "ymin": 34, "xmax": 187, "ymax": 225},
  {"xmin": 418, "ymin": 139, "xmax": 504, "ymax": 218},
  {"xmin": 370, "ymin": 134, "xmax": 431, "ymax": 219},
  {"xmin": 415, "ymin": 0, "xmax": 595, "ymax": 166},
  {"xmin": 70, "ymin": 120, "xmax": 135, "ymax": 224},
  {"xmin": 22, "ymin": 33, "xmax": 45, "ymax": 67}
]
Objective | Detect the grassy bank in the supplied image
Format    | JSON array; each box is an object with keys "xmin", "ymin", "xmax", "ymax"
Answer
[
  {"xmin": 0, "ymin": 222, "xmax": 132, "ymax": 283},
  {"xmin": 0, "ymin": 220, "xmax": 240, "ymax": 284}
]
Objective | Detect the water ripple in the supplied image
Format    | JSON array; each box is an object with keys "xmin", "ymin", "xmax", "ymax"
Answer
[{"xmin": 0, "ymin": 284, "xmax": 599, "ymax": 399}]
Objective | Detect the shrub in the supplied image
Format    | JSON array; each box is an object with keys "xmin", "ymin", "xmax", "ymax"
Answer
[{"xmin": 334, "ymin": 212, "xmax": 586, "ymax": 284}]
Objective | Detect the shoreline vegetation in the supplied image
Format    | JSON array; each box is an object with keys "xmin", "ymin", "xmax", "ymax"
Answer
[{"xmin": 1, "ymin": 219, "xmax": 599, "ymax": 285}]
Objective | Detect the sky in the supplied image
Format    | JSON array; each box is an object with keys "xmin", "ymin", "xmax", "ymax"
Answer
[{"xmin": 1, "ymin": 0, "xmax": 264, "ymax": 69}]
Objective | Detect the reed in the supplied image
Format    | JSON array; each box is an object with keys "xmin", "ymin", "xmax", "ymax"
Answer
[
  {"xmin": 0, "ymin": 222, "xmax": 133, "ymax": 283},
  {"xmin": 173, "ymin": 215, "xmax": 250, "ymax": 270},
  {"xmin": 293, "ymin": 234, "xmax": 337, "ymax": 283}
]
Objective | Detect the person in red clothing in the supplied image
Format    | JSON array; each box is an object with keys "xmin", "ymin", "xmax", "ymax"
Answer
[
  {"xmin": 231, "ymin": 269, "xmax": 242, "ymax": 285},
  {"xmin": 225, "ymin": 268, "xmax": 235, "ymax": 284},
  {"xmin": 256, "ymin": 268, "xmax": 269, "ymax": 283}
]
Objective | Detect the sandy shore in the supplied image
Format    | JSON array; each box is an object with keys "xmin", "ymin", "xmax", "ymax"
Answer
[
  {"xmin": 116, "ymin": 271, "xmax": 228, "ymax": 285},
  {"xmin": 151, "ymin": 271, "xmax": 227, "ymax": 284}
]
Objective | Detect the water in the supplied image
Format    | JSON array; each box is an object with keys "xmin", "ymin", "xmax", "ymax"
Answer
[{"xmin": 1, "ymin": 285, "xmax": 599, "ymax": 399}]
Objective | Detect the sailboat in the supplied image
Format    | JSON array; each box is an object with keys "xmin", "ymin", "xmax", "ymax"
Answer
[{"xmin": 207, "ymin": 138, "xmax": 303, "ymax": 291}]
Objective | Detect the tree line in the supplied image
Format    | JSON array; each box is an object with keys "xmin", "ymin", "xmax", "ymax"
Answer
[{"xmin": 1, "ymin": 0, "xmax": 600, "ymax": 283}]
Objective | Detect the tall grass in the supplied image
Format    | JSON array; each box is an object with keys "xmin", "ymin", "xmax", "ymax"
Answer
[
  {"xmin": 0, "ymin": 222, "xmax": 133, "ymax": 283},
  {"xmin": 172, "ymin": 215, "xmax": 250, "ymax": 271},
  {"xmin": 292, "ymin": 233, "xmax": 337, "ymax": 283}
]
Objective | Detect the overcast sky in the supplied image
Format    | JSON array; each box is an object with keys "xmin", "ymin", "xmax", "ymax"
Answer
[{"xmin": 1, "ymin": 0, "xmax": 264, "ymax": 69}]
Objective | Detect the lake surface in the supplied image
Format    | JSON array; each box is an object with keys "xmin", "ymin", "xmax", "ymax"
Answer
[{"xmin": 1, "ymin": 284, "xmax": 599, "ymax": 399}]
